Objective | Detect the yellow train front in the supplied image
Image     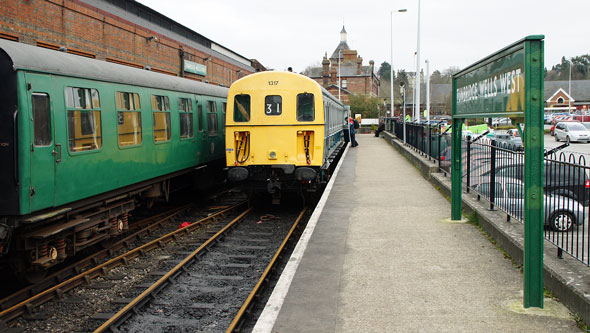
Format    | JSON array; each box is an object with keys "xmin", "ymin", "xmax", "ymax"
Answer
[{"xmin": 225, "ymin": 71, "xmax": 347, "ymax": 202}]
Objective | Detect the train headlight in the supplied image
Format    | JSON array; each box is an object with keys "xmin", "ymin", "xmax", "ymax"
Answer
[{"xmin": 269, "ymin": 151, "xmax": 277, "ymax": 160}]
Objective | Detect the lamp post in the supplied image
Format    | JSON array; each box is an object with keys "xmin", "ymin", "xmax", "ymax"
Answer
[
  {"xmin": 338, "ymin": 49, "xmax": 341, "ymax": 101},
  {"xmin": 568, "ymin": 58, "xmax": 572, "ymax": 113},
  {"xmin": 425, "ymin": 59, "xmax": 430, "ymax": 157},
  {"xmin": 415, "ymin": 0, "xmax": 422, "ymax": 122},
  {"xmin": 400, "ymin": 82, "xmax": 406, "ymax": 144},
  {"xmin": 390, "ymin": 9, "xmax": 408, "ymax": 121}
]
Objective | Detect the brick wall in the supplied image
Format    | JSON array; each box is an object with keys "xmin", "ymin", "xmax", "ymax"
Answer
[{"xmin": 0, "ymin": 0, "xmax": 254, "ymax": 86}]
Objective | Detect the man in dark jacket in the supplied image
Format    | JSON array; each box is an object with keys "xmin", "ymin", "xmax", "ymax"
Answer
[{"xmin": 349, "ymin": 117, "xmax": 358, "ymax": 147}]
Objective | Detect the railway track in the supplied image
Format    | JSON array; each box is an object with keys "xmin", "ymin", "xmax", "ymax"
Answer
[
  {"xmin": 91, "ymin": 207, "xmax": 307, "ymax": 332},
  {"xmin": 2, "ymin": 197, "xmax": 248, "ymax": 331}
]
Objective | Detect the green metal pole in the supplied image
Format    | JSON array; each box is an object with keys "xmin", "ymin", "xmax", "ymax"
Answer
[
  {"xmin": 451, "ymin": 73, "xmax": 463, "ymax": 220},
  {"xmin": 523, "ymin": 37, "xmax": 544, "ymax": 308}
]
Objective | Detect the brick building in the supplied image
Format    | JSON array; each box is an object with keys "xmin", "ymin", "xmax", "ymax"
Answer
[
  {"xmin": 305, "ymin": 26, "xmax": 380, "ymax": 104},
  {"xmin": 0, "ymin": 0, "xmax": 264, "ymax": 87}
]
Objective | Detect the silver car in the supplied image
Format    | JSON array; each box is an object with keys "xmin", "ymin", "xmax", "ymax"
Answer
[
  {"xmin": 475, "ymin": 178, "xmax": 585, "ymax": 231},
  {"xmin": 554, "ymin": 122, "xmax": 590, "ymax": 143}
]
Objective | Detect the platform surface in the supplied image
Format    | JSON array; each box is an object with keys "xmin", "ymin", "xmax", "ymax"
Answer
[{"xmin": 254, "ymin": 134, "xmax": 579, "ymax": 332}]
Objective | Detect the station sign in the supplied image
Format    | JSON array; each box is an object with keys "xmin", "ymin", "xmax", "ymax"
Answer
[
  {"xmin": 451, "ymin": 35, "xmax": 545, "ymax": 309},
  {"xmin": 454, "ymin": 44, "xmax": 525, "ymax": 118},
  {"xmin": 184, "ymin": 59, "xmax": 207, "ymax": 76}
]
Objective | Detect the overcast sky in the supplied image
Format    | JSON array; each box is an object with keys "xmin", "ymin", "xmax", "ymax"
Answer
[{"xmin": 137, "ymin": 0, "xmax": 589, "ymax": 75}]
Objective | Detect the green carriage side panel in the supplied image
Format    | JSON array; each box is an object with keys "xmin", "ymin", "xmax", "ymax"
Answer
[{"xmin": 1, "ymin": 39, "xmax": 228, "ymax": 215}]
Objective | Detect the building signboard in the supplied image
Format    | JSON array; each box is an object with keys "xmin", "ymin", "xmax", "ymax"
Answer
[{"xmin": 184, "ymin": 60, "xmax": 207, "ymax": 76}]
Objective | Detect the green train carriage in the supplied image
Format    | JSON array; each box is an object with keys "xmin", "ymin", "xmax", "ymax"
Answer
[{"xmin": 0, "ymin": 39, "xmax": 227, "ymax": 277}]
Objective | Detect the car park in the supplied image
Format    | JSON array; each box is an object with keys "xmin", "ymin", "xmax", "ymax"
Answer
[
  {"xmin": 491, "ymin": 133, "xmax": 523, "ymax": 150},
  {"xmin": 489, "ymin": 161, "xmax": 590, "ymax": 205},
  {"xmin": 474, "ymin": 178, "xmax": 585, "ymax": 231},
  {"xmin": 554, "ymin": 122, "xmax": 590, "ymax": 143}
]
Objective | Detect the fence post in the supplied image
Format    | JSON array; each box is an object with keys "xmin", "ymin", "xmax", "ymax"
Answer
[
  {"xmin": 489, "ymin": 139, "xmax": 497, "ymax": 210},
  {"xmin": 466, "ymin": 135, "xmax": 472, "ymax": 193},
  {"xmin": 438, "ymin": 124, "xmax": 442, "ymax": 168}
]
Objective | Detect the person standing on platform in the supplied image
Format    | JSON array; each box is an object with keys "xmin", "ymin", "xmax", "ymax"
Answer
[{"xmin": 349, "ymin": 117, "xmax": 359, "ymax": 147}]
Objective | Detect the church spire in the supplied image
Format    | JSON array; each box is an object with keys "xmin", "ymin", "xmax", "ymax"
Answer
[{"xmin": 340, "ymin": 25, "xmax": 347, "ymax": 42}]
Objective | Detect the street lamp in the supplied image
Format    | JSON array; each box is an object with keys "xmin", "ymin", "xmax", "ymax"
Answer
[
  {"xmin": 425, "ymin": 59, "xmax": 430, "ymax": 156},
  {"xmin": 338, "ymin": 49, "xmax": 341, "ymax": 101},
  {"xmin": 390, "ymin": 9, "xmax": 407, "ymax": 120},
  {"xmin": 567, "ymin": 58, "xmax": 573, "ymax": 113},
  {"xmin": 415, "ymin": 0, "xmax": 422, "ymax": 122},
  {"xmin": 400, "ymin": 82, "xmax": 406, "ymax": 144}
]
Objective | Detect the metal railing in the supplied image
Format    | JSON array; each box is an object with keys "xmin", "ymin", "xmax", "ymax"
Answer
[{"xmin": 389, "ymin": 121, "xmax": 590, "ymax": 266}]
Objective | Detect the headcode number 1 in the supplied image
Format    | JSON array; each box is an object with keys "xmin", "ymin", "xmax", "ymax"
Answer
[{"xmin": 268, "ymin": 81, "xmax": 279, "ymax": 86}]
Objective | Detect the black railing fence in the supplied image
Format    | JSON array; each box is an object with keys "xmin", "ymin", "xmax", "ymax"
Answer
[{"xmin": 390, "ymin": 121, "xmax": 590, "ymax": 266}]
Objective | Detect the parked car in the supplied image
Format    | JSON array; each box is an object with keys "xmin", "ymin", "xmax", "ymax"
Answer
[
  {"xmin": 491, "ymin": 133, "xmax": 523, "ymax": 150},
  {"xmin": 554, "ymin": 122, "xmax": 590, "ymax": 143},
  {"xmin": 474, "ymin": 178, "xmax": 585, "ymax": 231},
  {"xmin": 488, "ymin": 161, "xmax": 590, "ymax": 205},
  {"xmin": 492, "ymin": 117, "xmax": 512, "ymax": 126},
  {"xmin": 550, "ymin": 119, "xmax": 578, "ymax": 136}
]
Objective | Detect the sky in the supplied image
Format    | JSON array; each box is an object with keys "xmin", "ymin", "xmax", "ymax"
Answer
[{"xmin": 136, "ymin": 0, "xmax": 590, "ymax": 75}]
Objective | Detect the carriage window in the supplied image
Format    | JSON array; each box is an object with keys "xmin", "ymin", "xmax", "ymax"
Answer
[
  {"xmin": 179, "ymin": 97, "xmax": 194, "ymax": 139},
  {"xmin": 207, "ymin": 101, "xmax": 218, "ymax": 136},
  {"xmin": 265, "ymin": 95, "xmax": 282, "ymax": 115},
  {"xmin": 234, "ymin": 94, "xmax": 251, "ymax": 122},
  {"xmin": 152, "ymin": 95, "xmax": 171, "ymax": 142},
  {"xmin": 297, "ymin": 93, "xmax": 315, "ymax": 121},
  {"xmin": 116, "ymin": 91, "xmax": 140, "ymax": 111},
  {"xmin": 116, "ymin": 92, "xmax": 142, "ymax": 147},
  {"xmin": 32, "ymin": 93, "xmax": 52, "ymax": 146},
  {"xmin": 65, "ymin": 87, "xmax": 102, "ymax": 152},
  {"xmin": 198, "ymin": 104, "xmax": 203, "ymax": 132}
]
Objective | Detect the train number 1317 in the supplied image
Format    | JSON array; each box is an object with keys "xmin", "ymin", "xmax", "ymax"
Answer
[{"xmin": 268, "ymin": 81, "xmax": 279, "ymax": 86}]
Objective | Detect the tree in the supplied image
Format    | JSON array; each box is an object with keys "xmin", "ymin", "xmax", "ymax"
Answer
[
  {"xmin": 348, "ymin": 94, "xmax": 382, "ymax": 118},
  {"xmin": 301, "ymin": 61, "xmax": 321, "ymax": 76},
  {"xmin": 378, "ymin": 61, "xmax": 392, "ymax": 81},
  {"xmin": 430, "ymin": 70, "xmax": 444, "ymax": 84}
]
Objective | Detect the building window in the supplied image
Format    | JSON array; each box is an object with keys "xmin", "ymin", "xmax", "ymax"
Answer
[
  {"xmin": 65, "ymin": 87, "xmax": 102, "ymax": 152},
  {"xmin": 152, "ymin": 95, "xmax": 171, "ymax": 142},
  {"xmin": 342, "ymin": 79, "xmax": 347, "ymax": 89},
  {"xmin": 297, "ymin": 93, "xmax": 315, "ymax": 121},
  {"xmin": 116, "ymin": 92, "xmax": 142, "ymax": 147},
  {"xmin": 207, "ymin": 101, "xmax": 218, "ymax": 135},
  {"xmin": 265, "ymin": 95, "xmax": 282, "ymax": 115},
  {"xmin": 557, "ymin": 97, "xmax": 564, "ymax": 104},
  {"xmin": 233, "ymin": 94, "xmax": 251, "ymax": 122}
]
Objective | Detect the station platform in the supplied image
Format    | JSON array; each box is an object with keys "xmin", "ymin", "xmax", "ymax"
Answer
[{"xmin": 253, "ymin": 134, "xmax": 579, "ymax": 332}]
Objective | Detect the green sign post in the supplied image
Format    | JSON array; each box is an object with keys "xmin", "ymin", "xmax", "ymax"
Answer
[{"xmin": 451, "ymin": 36, "xmax": 544, "ymax": 308}]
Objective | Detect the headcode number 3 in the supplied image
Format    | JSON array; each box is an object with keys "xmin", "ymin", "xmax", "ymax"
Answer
[{"xmin": 268, "ymin": 81, "xmax": 279, "ymax": 86}]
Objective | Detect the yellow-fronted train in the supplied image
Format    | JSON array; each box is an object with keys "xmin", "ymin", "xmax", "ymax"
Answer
[
  {"xmin": 225, "ymin": 71, "xmax": 347, "ymax": 204},
  {"xmin": 0, "ymin": 39, "xmax": 228, "ymax": 281}
]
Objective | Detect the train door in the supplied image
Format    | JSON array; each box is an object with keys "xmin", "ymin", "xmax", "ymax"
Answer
[
  {"xmin": 194, "ymin": 97, "xmax": 207, "ymax": 161},
  {"xmin": 26, "ymin": 73, "xmax": 57, "ymax": 211}
]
